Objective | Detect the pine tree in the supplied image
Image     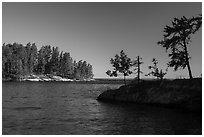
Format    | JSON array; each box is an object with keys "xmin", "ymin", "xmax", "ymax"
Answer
[
  {"xmin": 30, "ymin": 43, "xmax": 38, "ymax": 73},
  {"xmin": 158, "ymin": 15, "xmax": 202, "ymax": 79},
  {"xmin": 50, "ymin": 47, "xmax": 60, "ymax": 74},
  {"xmin": 61, "ymin": 52, "xmax": 74, "ymax": 78},
  {"xmin": 132, "ymin": 56, "xmax": 143, "ymax": 82},
  {"xmin": 2, "ymin": 43, "xmax": 94, "ymax": 80}
]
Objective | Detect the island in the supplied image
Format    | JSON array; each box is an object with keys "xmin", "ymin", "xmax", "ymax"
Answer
[
  {"xmin": 2, "ymin": 43, "xmax": 94, "ymax": 82},
  {"xmin": 97, "ymin": 78, "xmax": 202, "ymax": 112}
]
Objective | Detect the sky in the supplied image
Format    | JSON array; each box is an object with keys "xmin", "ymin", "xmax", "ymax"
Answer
[{"xmin": 2, "ymin": 2, "xmax": 202, "ymax": 79}]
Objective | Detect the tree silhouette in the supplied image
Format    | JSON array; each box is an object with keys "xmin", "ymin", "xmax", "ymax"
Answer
[
  {"xmin": 106, "ymin": 50, "xmax": 132, "ymax": 85},
  {"xmin": 132, "ymin": 56, "xmax": 143, "ymax": 82},
  {"xmin": 158, "ymin": 15, "xmax": 202, "ymax": 79},
  {"xmin": 146, "ymin": 58, "xmax": 167, "ymax": 80}
]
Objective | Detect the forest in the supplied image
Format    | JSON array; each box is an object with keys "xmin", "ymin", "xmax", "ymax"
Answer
[{"xmin": 2, "ymin": 43, "xmax": 94, "ymax": 81}]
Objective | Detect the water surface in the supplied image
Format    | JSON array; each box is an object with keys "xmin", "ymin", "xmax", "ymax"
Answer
[{"xmin": 2, "ymin": 82, "xmax": 201, "ymax": 135}]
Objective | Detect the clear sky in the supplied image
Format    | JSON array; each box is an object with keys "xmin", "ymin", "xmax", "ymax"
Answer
[{"xmin": 2, "ymin": 2, "xmax": 202, "ymax": 79}]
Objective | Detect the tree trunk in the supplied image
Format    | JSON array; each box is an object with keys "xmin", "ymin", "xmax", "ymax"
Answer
[
  {"xmin": 137, "ymin": 56, "xmax": 140, "ymax": 83},
  {"xmin": 186, "ymin": 59, "xmax": 193, "ymax": 79},
  {"xmin": 184, "ymin": 42, "xmax": 193, "ymax": 79},
  {"xmin": 123, "ymin": 73, "xmax": 126, "ymax": 86}
]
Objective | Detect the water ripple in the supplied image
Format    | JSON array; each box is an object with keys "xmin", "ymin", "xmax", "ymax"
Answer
[
  {"xmin": 2, "ymin": 82, "xmax": 202, "ymax": 135},
  {"xmin": 13, "ymin": 107, "xmax": 42, "ymax": 111}
]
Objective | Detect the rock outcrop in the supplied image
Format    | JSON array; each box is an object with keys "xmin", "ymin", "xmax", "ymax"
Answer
[{"xmin": 97, "ymin": 78, "xmax": 202, "ymax": 112}]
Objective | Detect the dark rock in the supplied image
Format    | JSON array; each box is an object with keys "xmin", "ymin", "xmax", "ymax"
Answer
[{"xmin": 97, "ymin": 78, "xmax": 202, "ymax": 112}]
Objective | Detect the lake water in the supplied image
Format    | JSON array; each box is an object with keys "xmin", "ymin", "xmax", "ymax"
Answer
[{"xmin": 2, "ymin": 82, "xmax": 202, "ymax": 135}]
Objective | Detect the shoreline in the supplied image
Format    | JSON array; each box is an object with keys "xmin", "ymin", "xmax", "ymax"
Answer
[
  {"xmin": 2, "ymin": 75, "xmax": 133, "ymax": 84},
  {"xmin": 2, "ymin": 74, "xmax": 95, "ymax": 82},
  {"xmin": 97, "ymin": 78, "xmax": 202, "ymax": 112}
]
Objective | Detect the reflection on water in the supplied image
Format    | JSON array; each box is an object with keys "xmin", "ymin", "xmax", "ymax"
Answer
[{"xmin": 2, "ymin": 82, "xmax": 201, "ymax": 135}]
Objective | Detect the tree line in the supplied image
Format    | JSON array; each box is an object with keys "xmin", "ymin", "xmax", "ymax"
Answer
[
  {"xmin": 107, "ymin": 15, "xmax": 202, "ymax": 85},
  {"xmin": 2, "ymin": 43, "xmax": 94, "ymax": 80}
]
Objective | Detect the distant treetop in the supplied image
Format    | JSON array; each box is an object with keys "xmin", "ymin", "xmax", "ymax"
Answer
[{"xmin": 2, "ymin": 42, "xmax": 94, "ymax": 80}]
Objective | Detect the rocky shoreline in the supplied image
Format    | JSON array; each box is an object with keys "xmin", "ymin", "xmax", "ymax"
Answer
[
  {"xmin": 3, "ymin": 74, "xmax": 95, "ymax": 82},
  {"xmin": 97, "ymin": 78, "xmax": 202, "ymax": 112}
]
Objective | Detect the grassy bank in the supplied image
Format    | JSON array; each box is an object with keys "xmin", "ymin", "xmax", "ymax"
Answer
[{"xmin": 97, "ymin": 78, "xmax": 202, "ymax": 112}]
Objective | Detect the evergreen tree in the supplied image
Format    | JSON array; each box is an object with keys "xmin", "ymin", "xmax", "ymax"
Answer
[
  {"xmin": 73, "ymin": 60, "xmax": 79, "ymax": 79},
  {"xmin": 30, "ymin": 43, "xmax": 38, "ymax": 73},
  {"xmin": 43, "ymin": 45, "xmax": 52, "ymax": 74},
  {"xmin": 58, "ymin": 51, "xmax": 64, "ymax": 76},
  {"xmin": 61, "ymin": 52, "xmax": 74, "ymax": 78},
  {"xmin": 2, "ymin": 43, "xmax": 94, "ymax": 80},
  {"xmin": 50, "ymin": 47, "xmax": 60, "ymax": 74},
  {"xmin": 76, "ymin": 60, "xmax": 83, "ymax": 80},
  {"xmin": 25, "ymin": 42, "xmax": 37, "ymax": 74},
  {"xmin": 158, "ymin": 15, "xmax": 202, "ymax": 79},
  {"xmin": 132, "ymin": 56, "xmax": 143, "ymax": 82},
  {"xmin": 81, "ymin": 61, "xmax": 87, "ymax": 79},
  {"xmin": 2, "ymin": 43, "xmax": 13, "ymax": 77},
  {"xmin": 8, "ymin": 43, "xmax": 26, "ymax": 77},
  {"xmin": 36, "ymin": 46, "xmax": 47, "ymax": 74},
  {"xmin": 25, "ymin": 42, "xmax": 31, "ymax": 74},
  {"xmin": 86, "ymin": 64, "xmax": 94, "ymax": 79}
]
